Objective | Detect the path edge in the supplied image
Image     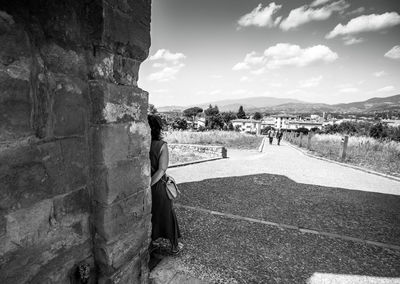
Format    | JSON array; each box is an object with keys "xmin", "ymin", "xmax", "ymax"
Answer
[{"xmin": 169, "ymin": 157, "xmax": 225, "ymax": 168}]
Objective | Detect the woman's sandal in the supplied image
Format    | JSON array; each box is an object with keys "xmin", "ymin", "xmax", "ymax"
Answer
[
  {"xmin": 170, "ymin": 242, "xmax": 184, "ymax": 255},
  {"xmin": 149, "ymin": 242, "xmax": 160, "ymax": 254}
]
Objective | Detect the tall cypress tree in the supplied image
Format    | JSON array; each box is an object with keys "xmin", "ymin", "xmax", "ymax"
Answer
[{"xmin": 237, "ymin": 105, "xmax": 246, "ymax": 119}]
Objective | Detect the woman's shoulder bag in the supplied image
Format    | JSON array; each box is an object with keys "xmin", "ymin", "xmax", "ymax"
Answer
[{"xmin": 163, "ymin": 175, "xmax": 181, "ymax": 200}]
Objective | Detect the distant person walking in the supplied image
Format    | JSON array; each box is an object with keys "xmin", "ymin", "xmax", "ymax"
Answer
[
  {"xmin": 267, "ymin": 128, "xmax": 275, "ymax": 145},
  {"xmin": 276, "ymin": 129, "xmax": 283, "ymax": 146},
  {"xmin": 148, "ymin": 114, "xmax": 183, "ymax": 255}
]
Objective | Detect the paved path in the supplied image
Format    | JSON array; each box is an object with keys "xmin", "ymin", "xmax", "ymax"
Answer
[
  {"xmin": 150, "ymin": 143, "xmax": 400, "ymax": 283},
  {"xmin": 169, "ymin": 142, "xmax": 400, "ymax": 196}
]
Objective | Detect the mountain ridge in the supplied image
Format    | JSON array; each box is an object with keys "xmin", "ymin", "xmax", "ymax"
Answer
[{"xmin": 156, "ymin": 94, "xmax": 400, "ymax": 113}]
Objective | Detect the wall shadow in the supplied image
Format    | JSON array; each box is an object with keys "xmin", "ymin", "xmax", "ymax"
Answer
[{"xmin": 171, "ymin": 173, "xmax": 400, "ymax": 283}]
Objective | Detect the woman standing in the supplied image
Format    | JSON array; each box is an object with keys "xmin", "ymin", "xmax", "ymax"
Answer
[{"xmin": 148, "ymin": 114, "xmax": 182, "ymax": 255}]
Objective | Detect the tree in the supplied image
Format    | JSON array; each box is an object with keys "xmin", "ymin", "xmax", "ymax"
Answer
[
  {"xmin": 148, "ymin": 104, "xmax": 158, "ymax": 114},
  {"xmin": 172, "ymin": 117, "xmax": 187, "ymax": 130},
  {"xmin": 204, "ymin": 105, "xmax": 223, "ymax": 130},
  {"xmin": 204, "ymin": 105, "xmax": 219, "ymax": 117},
  {"xmin": 369, "ymin": 123, "xmax": 387, "ymax": 139},
  {"xmin": 253, "ymin": 112, "xmax": 262, "ymax": 120},
  {"xmin": 296, "ymin": 127, "xmax": 309, "ymax": 135},
  {"xmin": 183, "ymin": 107, "xmax": 203, "ymax": 121},
  {"xmin": 221, "ymin": 111, "xmax": 237, "ymax": 125},
  {"xmin": 237, "ymin": 106, "xmax": 246, "ymax": 119}
]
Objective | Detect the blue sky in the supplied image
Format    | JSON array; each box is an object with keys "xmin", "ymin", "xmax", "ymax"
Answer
[{"xmin": 138, "ymin": 0, "xmax": 400, "ymax": 107}]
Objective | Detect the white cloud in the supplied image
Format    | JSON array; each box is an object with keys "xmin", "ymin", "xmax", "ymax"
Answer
[
  {"xmin": 238, "ymin": 3, "xmax": 282, "ymax": 28},
  {"xmin": 384, "ymin": 45, "xmax": 400, "ymax": 60},
  {"xmin": 149, "ymin": 49, "xmax": 186, "ymax": 62},
  {"xmin": 232, "ymin": 62, "xmax": 250, "ymax": 71},
  {"xmin": 339, "ymin": 87, "xmax": 359, "ymax": 93},
  {"xmin": 347, "ymin": 7, "xmax": 365, "ymax": 16},
  {"xmin": 299, "ymin": 75, "xmax": 323, "ymax": 88},
  {"xmin": 263, "ymin": 43, "xmax": 338, "ymax": 68},
  {"xmin": 377, "ymin": 86, "xmax": 395, "ymax": 92},
  {"xmin": 210, "ymin": 90, "xmax": 222, "ymax": 95},
  {"xmin": 233, "ymin": 43, "xmax": 338, "ymax": 71},
  {"xmin": 147, "ymin": 64, "xmax": 185, "ymax": 82},
  {"xmin": 148, "ymin": 49, "xmax": 186, "ymax": 82},
  {"xmin": 152, "ymin": 62, "xmax": 166, "ymax": 68},
  {"xmin": 211, "ymin": 75, "xmax": 223, "ymax": 79},
  {"xmin": 251, "ymin": 67, "xmax": 266, "ymax": 75},
  {"xmin": 342, "ymin": 36, "xmax": 364, "ymax": 45},
  {"xmin": 280, "ymin": 0, "xmax": 349, "ymax": 31},
  {"xmin": 310, "ymin": 0, "xmax": 332, "ymax": 7},
  {"xmin": 240, "ymin": 76, "xmax": 251, "ymax": 82},
  {"xmin": 373, "ymin": 71, "xmax": 386, "ymax": 77},
  {"xmin": 326, "ymin": 12, "xmax": 400, "ymax": 39},
  {"xmin": 232, "ymin": 51, "xmax": 264, "ymax": 70}
]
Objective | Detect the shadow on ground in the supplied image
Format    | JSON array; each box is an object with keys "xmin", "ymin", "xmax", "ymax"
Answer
[
  {"xmin": 178, "ymin": 173, "xmax": 400, "ymax": 246},
  {"xmin": 150, "ymin": 173, "xmax": 400, "ymax": 283}
]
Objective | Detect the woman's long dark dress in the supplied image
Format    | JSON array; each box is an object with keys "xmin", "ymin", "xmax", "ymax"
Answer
[{"xmin": 150, "ymin": 140, "xmax": 181, "ymax": 246}]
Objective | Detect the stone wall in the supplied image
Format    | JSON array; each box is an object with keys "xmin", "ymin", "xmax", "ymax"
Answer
[
  {"xmin": 168, "ymin": 144, "xmax": 227, "ymax": 159},
  {"xmin": 0, "ymin": 0, "xmax": 152, "ymax": 283}
]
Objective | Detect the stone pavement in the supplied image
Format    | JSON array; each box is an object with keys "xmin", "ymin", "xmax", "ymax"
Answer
[{"xmin": 150, "ymin": 142, "xmax": 400, "ymax": 283}]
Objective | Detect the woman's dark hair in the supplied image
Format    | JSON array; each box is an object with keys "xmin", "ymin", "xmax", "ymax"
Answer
[{"xmin": 148, "ymin": 114, "xmax": 163, "ymax": 141}]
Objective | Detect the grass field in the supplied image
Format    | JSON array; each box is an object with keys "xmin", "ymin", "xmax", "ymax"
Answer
[
  {"xmin": 164, "ymin": 130, "xmax": 263, "ymax": 150},
  {"xmin": 288, "ymin": 133, "xmax": 400, "ymax": 177}
]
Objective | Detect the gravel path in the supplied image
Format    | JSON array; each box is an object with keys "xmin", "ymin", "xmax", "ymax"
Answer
[{"xmin": 151, "ymin": 143, "xmax": 400, "ymax": 283}]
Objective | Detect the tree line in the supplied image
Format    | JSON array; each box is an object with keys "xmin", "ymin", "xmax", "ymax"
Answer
[
  {"xmin": 160, "ymin": 104, "xmax": 262, "ymax": 131},
  {"xmin": 322, "ymin": 121, "xmax": 400, "ymax": 141}
]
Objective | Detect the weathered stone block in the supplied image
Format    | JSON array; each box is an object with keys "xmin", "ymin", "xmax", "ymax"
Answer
[
  {"xmin": 40, "ymin": 43, "xmax": 87, "ymax": 79},
  {"xmin": 0, "ymin": 138, "xmax": 89, "ymax": 212},
  {"xmin": 0, "ymin": 240, "xmax": 93, "ymax": 284},
  {"xmin": 0, "ymin": 11, "xmax": 31, "ymax": 65},
  {"xmin": 102, "ymin": 0, "xmax": 151, "ymax": 60},
  {"xmin": 89, "ymin": 80, "xmax": 148, "ymax": 124},
  {"xmin": 95, "ymin": 216, "xmax": 150, "ymax": 273},
  {"xmin": 57, "ymin": 138, "xmax": 90, "ymax": 190},
  {"xmin": 0, "ymin": 70, "xmax": 32, "ymax": 141},
  {"xmin": 0, "ymin": 215, "xmax": 6, "ymax": 237},
  {"xmin": 0, "ymin": 145, "xmax": 55, "ymax": 211},
  {"xmin": 93, "ymin": 158, "xmax": 150, "ymax": 204},
  {"xmin": 93, "ymin": 190, "xmax": 148, "ymax": 241},
  {"xmin": 53, "ymin": 187, "xmax": 90, "ymax": 223},
  {"xmin": 89, "ymin": 50, "xmax": 141, "ymax": 86},
  {"xmin": 52, "ymin": 76, "xmax": 89, "ymax": 137},
  {"xmin": 98, "ymin": 254, "xmax": 143, "ymax": 284},
  {"xmin": 91, "ymin": 122, "xmax": 150, "ymax": 166},
  {"xmin": 5, "ymin": 199, "xmax": 52, "ymax": 248},
  {"xmin": 113, "ymin": 55, "xmax": 141, "ymax": 86},
  {"xmin": 28, "ymin": 248, "xmax": 95, "ymax": 284}
]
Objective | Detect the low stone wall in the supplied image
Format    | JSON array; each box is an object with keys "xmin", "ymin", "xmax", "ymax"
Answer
[{"xmin": 168, "ymin": 144, "xmax": 227, "ymax": 159}]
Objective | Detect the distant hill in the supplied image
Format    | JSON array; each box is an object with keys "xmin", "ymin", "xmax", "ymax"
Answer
[
  {"xmin": 157, "ymin": 105, "xmax": 186, "ymax": 112},
  {"xmin": 331, "ymin": 94, "xmax": 400, "ymax": 113},
  {"xmin": 158, "ymin": 97, "xmax": 306, "ymax": 113},
  {"xmin": 156, "ymin": 94, "xmax": 400, "ymax": 114}
]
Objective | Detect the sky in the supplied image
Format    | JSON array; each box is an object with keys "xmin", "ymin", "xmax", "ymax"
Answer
[{"xmin": 138, "ymin": 0, "xmax": 400, "ymax": 107}]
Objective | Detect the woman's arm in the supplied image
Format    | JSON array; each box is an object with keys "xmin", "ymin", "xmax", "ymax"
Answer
[{"xmin": 150, "ymin": 143, "xmax": 169, "ymax": 186}]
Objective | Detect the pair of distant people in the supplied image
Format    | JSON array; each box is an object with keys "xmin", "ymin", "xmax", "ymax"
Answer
[{"xmin": 267, "ymin": 128, "xmax": 283, "ymax": 145}]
